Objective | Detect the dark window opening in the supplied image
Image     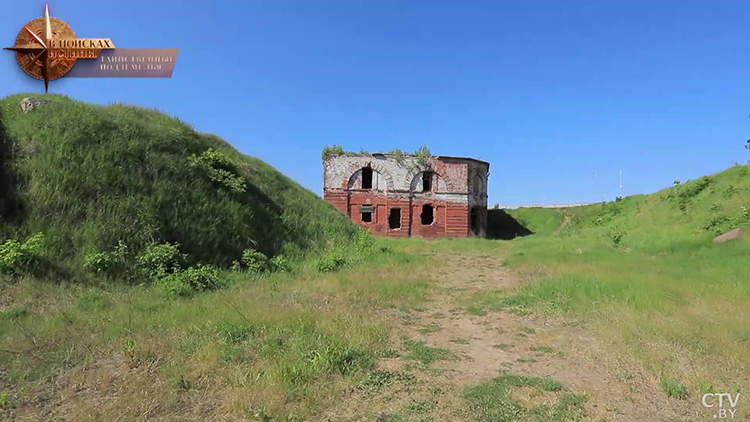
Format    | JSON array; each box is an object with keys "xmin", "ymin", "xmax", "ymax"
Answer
[
  {"xmin": 361, "ymin": 167, "xmax": 373, "ymax": 190},
  {"xmin": 420, "ymin": 204, "xmax": 434, "ymax": 225},
  {"xmin": 470, "ymin": 207, "xmax": 480, "ymax": 236},
  {"xmin": 388, "ymin": 208, "xmax": 401, "ymax": 229},
  {"xmin": 422, "ymin": 171, "xmax": 432, "ymax": 191},
  {"xmin": 361, "ymin": 212, "xmax": 372, "ymax": 223}
]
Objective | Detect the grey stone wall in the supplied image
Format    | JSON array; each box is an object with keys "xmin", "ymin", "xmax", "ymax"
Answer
[
  {"xmin": 324, "ymin": 155, "xmax": 465, "ymax": 192},
  {"xmin": 468, "ymin": 162, "xmax": 489, "ymax": 207}
]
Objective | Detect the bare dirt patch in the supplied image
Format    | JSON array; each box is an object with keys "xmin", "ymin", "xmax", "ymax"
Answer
[{"xmin": 330, "ymin": 251, "xmax": 710, "ymax": 422}]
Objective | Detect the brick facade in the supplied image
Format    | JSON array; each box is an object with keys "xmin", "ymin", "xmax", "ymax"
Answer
[{"xmin": 323, "ymin": 153, "xmax": 489, "ymax": 238}]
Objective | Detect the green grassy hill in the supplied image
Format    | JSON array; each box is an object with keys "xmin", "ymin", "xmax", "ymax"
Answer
[
  {"xmin": 502, "ymin": 207, "xmax": 563, "ymax": 236},
  {"xmin": 506, "ymin": 164, "xmax": 750, "ymax": 244},
  {"xmin": 495, "ymin": 164, "xmax": 750, "ymax": 398},
  {"xmin": 506, "ymin": 163, "xmax": 750, "ymax": 254},
  {"xmin": 0, "ymin": 93, "xmax": 358, "ymax": 281}
]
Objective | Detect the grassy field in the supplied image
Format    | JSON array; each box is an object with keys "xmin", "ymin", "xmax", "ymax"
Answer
[
  {"xmin": 2, "ymin": 93, "xmax": 750, "ymax": 420},
  {"xmin": 2, "ymin": 234, "xmax": 601, "ymax": 422},
  {"xmin": 0, "ymin": 93, "xmax": 409, "ymax": 420},
  {"xmin": 492, "ymin": 164, "xmax": 750, "ymax": 399},
  {"xmin": 0, "ymin": 244, "xmax": 432, "ymax": 420}
]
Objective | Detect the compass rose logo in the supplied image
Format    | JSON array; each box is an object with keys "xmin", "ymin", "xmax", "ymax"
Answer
[{"xmin": 4, "ymin": 4, "xmax": 115, "ymax": 92}]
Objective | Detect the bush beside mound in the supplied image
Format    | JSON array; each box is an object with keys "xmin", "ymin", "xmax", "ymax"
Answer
[{"xmin": 0, "ymin": 93, "xmax": 361, "ymax": 284}]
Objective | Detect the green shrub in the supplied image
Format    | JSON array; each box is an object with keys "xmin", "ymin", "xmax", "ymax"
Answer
[
  {"xmin": 0, "ymin": 240, "xmax": 28, "ymax": 276},
  {"xmin": 0, "ymin": 233, "xmax": 46, "ymax": 276},
  {"xmin": 160, "ymin": 264, "xmax": 226, "ymax": 297},
  {"xmin": 665, "ymin": 176, "xmax": 714, "ymax": 211},
  {"xmin": 188, "ymin": 148, "xmax": 246, "ymax": 193},
  {"xmin": 136, "ymin": 243, "xmax": 186, "ymax": 278},
  {"xmin": 414, "ymin": 145, "xmax": 431, "ymax": 166},
  {"xmin": 702, "ymin": 216, "xmax": 736, "ymax": 234},
  {"xmin": 316, "ymin": 250, "xmax": 347, "ymax": 273},
  {"xmin": 608, "ymin": 227, "xmax": 626, "ymax": 247},
  {"xmin": 270, "ymin": 255, "xmax": 291, "ymax": 273},
  {"xmin": 241, "ymin": 248, "xmax": 271, "ymax": 273},
  {"xmin": 83, "ymin": 252, "xmax": 116, "ymax": 275},
  {"xmin": 724, "ymin": 184, "xmax": 738, "ymax": 198},
  {"xmin": 592, "ymin": 201, "xmax": 622, "ymax": 227},
  {"xmin": 83, "ymin": 241, "xmax": 134, "ymax": 279}
]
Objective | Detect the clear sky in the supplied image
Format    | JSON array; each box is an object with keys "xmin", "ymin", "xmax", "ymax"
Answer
[{"xmin": 2, "ymin": 1, "xmax": 750, "ymax": 205}]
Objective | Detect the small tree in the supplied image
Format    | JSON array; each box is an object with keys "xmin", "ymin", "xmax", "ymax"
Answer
[{"xmin": 414, "ymin": 145, "xmax": 431, "ymax": 166}]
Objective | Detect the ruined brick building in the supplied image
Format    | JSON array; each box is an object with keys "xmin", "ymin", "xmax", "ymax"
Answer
[{"xmin": 323, "ymin": 153, "xmax": 489, "ymax": 238}]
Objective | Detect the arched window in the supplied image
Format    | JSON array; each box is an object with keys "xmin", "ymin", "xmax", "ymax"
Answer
[
  {"xmin": 422, "ymin": 171, "xmax": 433, "ymax": 191},
  {"xmin": 361, "ymin": 167, "xmax": 373, "ymax": 189},
  {"xmin": 473, "ymin": 174, "xmax": 482, "ymax": 194}
]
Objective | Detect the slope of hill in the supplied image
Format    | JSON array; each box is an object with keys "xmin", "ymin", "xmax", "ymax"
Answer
[
  {"xmin": 0, "ymin": 93, "xmax": 358, "ymax": 280},
  {"xmin": 506, "ymin": 163, "xmax": 750, "ymax": 255},
  {"xmin": 496, "ymin": 164, "xmax": 750, "ymax": 399}
]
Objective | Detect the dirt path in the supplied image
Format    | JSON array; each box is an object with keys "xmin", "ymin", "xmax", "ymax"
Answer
[
  {"xmin": 552, "ymin": 211, "xmax": 572, "ymax": 237},
  {"xmin": 329, "ymin": 250, "xmax": 704, "ymax": 422}
]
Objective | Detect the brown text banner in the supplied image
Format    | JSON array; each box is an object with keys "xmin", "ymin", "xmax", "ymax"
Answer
[{"xmin": 66, "ymin": 48, "xmax": 178, "ymax": 78}]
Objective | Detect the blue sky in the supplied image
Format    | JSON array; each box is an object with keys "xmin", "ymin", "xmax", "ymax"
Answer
[{"xmin": 2, "ymin": 1, "xmax": 750, "ymax": 205}]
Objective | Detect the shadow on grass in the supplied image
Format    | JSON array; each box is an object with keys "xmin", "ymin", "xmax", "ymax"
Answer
[
  {"xmin": 0, "ymin": 106, "xmax": 25, "ymax": 232},
  {"xmin": 487, "ymin": 209, "xmax": 533, "ymax": 240}
]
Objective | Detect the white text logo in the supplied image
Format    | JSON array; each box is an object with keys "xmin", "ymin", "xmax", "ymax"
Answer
[{"xmin": 702, "ymin": 393, "xmax": 740, "ymax": 419}]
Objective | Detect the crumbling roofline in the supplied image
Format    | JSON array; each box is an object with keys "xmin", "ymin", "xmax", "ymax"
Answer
[
  {"xmin": 323, "ymin": 152, "xmax": 489, "ymax": 167},
  {"xmin": 325, "ymin": 187, "xmax": 473, "ymax": 195}
]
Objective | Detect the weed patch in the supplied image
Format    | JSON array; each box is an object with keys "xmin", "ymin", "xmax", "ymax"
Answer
[
  {"xmin": 660, "ymin": 377, "xmax": 689, "ymax": 400},
  {"xmin": 530, "ymin": 346, "xmax": 554, "ymax": 354},
  {"xmin": 463, "ymin": 374, "xmax": 580, "ymax": 422},
  {"xmin": 0, "ymin": 306, "xmax": 28, "ymax": 321},
  {"xmin": 361, "ymin": 370, "xmax": 416, "ymax": 390},
  {"xmin": 417, "ymin": 323, "xmax": 441, "ymax": 335},
  {"xmin": 75, "ymin": 292, "xmax": 112, "ymax": 311},
  {"xmin": 403, "ymin": 339, "xmax": 454, "ymax": 365}
]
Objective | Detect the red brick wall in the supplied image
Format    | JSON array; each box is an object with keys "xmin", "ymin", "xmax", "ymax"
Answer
[
  {"xmin": 324, "ymin": 192, "xmax": 349, "ymax": 215},
  {"xmin": 446, "ymin": 203, "xmax": 469, "ymax": 237},
  {"xmin": 326, "ymin": 191, "xmax": 470, "ymax": 238},
  {"xmin": 323, "ymin": 155, "xmax": 487, "ymax": 238}
]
